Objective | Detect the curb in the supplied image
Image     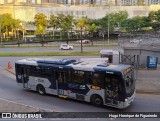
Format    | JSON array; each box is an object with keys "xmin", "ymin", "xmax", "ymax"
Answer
[
  {"xmin": 5, "ymin": 68, "xmax": 15, "ymax": 75},
  {"xmin": 0, "ymin": 97, "xmax": 39, "ymax": 112},
  {"xmin": 0, "ymin": 97, "xmax": 54, "ymax": 113},
  {"xmin": 136, "ymin": 91, "xmax": 160, "ymax": 95}
]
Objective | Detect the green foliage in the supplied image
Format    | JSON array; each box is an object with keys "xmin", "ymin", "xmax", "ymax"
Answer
[
  {"xmin": 146, "ymin": 10, "xmax": 160, "ymax": 31},
  {"xmin": 148, "ymin": 11, "xmax": 158, "ymax": 22},
  {"xmin": 94, "ymin": 11, "xmax": 128, "ymax": 32},
  {"xmin": 87, "ymin": 23, "xmax": 97, "ymax": 32},
  {"xmin": 136, "ymin": 2, "xmax": 148, "ymax": 6},
  {"xmin": 121, "ymin": 16, "xmax": 149, "ymax": 32},
  {"xmin": 61, "ymin": 15, "xmax": 73, "ymax": 32},
  {"xmin": 0, "ymin": 13, "xmax": 13, "ymax": 34},
  {"xmin": 12, "ymin": 19, "xmax": 21, "ymax": 37},
  {"xmin": 34, "ymin": 13, "xmax": 47, "ymax": 34},
  {"xmin": 75, "ymin": 17, "xmax": 89, "ymax": 36},
  {"xmin": 49, "ymin": 14, "xmax": 56, "ymax": 29}
]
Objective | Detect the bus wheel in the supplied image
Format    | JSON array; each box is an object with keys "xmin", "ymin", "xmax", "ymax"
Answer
[
  {"xmin": 91, "ymin": 94, "xmax": 103, "ymax": 106},
  {"xmin": 37, "ymin": 85, "xmax": 45, "ymax": 95}
]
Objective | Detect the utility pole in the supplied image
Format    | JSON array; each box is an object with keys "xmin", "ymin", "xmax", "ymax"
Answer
[
  {"xmin": 0, "ymin": 23, "xmax": 2, "ymax": 46},
  {"xmin": 81, "ymin": 28, "xmax": 83, "ymax": 53},
  {"xmin": 107, "ymin": 5, "xmax": 110, "ymax": 45}
]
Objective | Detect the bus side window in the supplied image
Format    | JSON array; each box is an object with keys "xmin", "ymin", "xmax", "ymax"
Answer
[
  {"xmin": 55, "ymin": 71, "xmax": 62, "ymax": 83},
  {"xmin": 55, "ymin": 71, "xmax": 70, "ymax": 83},
  {"xmin": 72, "ymin": 71, "xmax": 85, "ymax": 83},
  {"xmin": 63, "ymin": 71, "xmax": 70, "ymax": 83},
  {"xmin": 92, "ymin": 73, "xmax": 101, "ymax": 86},
  {"xmin": 86, "ymin": 72, "xmax": 92, "ymax": 84}
]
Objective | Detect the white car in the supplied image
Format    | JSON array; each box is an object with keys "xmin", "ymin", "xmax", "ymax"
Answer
[
  {"xmin": 130, "ymin": 39, "xmax": 142, "ymax": 43},
  {"xmin": 77, "ymin": 39, "xmax": 90, "ymax": 44},
  {"xmin": 60, "ymin": 44, "xmax": 73, "ymax": 50}
]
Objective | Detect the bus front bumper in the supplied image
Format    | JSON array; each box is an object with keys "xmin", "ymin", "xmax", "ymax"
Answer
[{"xmin": 118, "ymin": 91, "xmax": 136, "ymax": 109}]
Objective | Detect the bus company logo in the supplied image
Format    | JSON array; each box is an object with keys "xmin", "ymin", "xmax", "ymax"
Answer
[
  {"xmin": 2, "ymin": 113, "xmax": 11, "ymax": 118},
  {"xmin": 36, "ymin": 78, "xmax": 44, "ymax": 83}
]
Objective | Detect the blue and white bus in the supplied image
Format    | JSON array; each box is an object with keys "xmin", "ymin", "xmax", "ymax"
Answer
[{"xmin": 15, "ymin": 58, "xmax": 135, "ymax": 109}]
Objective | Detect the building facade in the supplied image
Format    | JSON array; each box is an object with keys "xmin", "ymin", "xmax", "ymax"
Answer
[{"xmin": 2, "ymin": 0, "xmax": 160, "ymax": 5}]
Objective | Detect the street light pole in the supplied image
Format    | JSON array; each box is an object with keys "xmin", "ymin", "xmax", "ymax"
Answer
[
  {"xmin": 0, "ymin": 23, "xmax": 2, "ymax": 46},
  {"xmin": 107, "ymin": 5, "xmax": 110, "ymax": 45}
]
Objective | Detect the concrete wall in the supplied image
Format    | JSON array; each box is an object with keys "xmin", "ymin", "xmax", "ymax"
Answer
[
  {"xmin": 0, "ymin": 6, "xmax": 14, "ymax": 17},
  {"xmin": 14, "ymin": 6, "xmax": 35, "ymax": 21},
  {"xmin": 0, "ymin": 0, "xmax": 5, "ymax": 4}
]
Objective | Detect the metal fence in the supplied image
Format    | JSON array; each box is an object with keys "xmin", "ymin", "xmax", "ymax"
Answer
[{"xmin": 118, "ymin": 33, "xmax": 160, "ymax": 49}]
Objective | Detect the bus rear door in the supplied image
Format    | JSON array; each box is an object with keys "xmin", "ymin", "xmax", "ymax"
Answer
[
  {"xmin": 19, "ymin": 65, "xmax": 28, "ymax": 88},
  {"xmin": 55, "ymin": 71, "xmax": 68, "ymax": 97}
]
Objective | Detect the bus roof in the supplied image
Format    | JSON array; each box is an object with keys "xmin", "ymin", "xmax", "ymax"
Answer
[{"xmin": 16, "ymin": 58, "xmax": 131, "ymax": 73}]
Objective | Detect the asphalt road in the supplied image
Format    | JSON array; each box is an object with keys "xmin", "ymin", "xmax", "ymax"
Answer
[
  {"xmin": 0, "ymin": 57, "xmax": 160, "ymax": 113},
  {"xmin": 0, "ymin": 56, "xmax": 98, "ymax": 68},
  {"xmin": 0, "ymin": 46, "xmax": 120, "ymax": 52}
]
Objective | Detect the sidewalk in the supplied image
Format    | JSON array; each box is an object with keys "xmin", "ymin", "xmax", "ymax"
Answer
[
  {"xmin": 136, "ymin": 68, "xmax": 160, "ymax": 94},
  {"xmin": 0, "ymin": 98, "xmax": 39, "ymax": 112}
]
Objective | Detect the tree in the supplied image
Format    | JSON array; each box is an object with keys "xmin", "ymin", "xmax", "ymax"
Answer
[
  {"xmin": 148, "ymin": 11, "xmax": 158, "ymax": 23},
  {"xmin": 49, "ymin": 14, "xmax": 57, "ymax": 38},
  {"xmin": 61, "ymin": 15, "xmax": 74, "ymax": 40},
  {"xmin": 34, "ymin": 13, "xmax": 47, "ymax": 46},
  {"xmin": 156, "ymin": 10, "xmax": 160, "ymax": 22},
  {"xmin": 120, "ymin": 18, "xmax": 134, "ymax": 32},
  {"xmin": 86, "ymin": 23, "xmax": 97, "ymax": 45},
  {"xmin": 97, "ymin": 11, "xmax": 128, "ymax": 32},
  {"xmin": 34, "ymin": 13, "xmax": 47, "ymax": 35},
  {"xmin": 120, "ymin": 16, "xmax": 150, "ymax": 33},
  {"xmin": 55, "ymin": 14, "xmax": 66, "ymax": 39},
  {"xmin": 75, "ymin": 17, "xmax": 89, "ymax": 36},
  {"xmin": 0, "ymin": 13, "xmax": 13, "ymax": 37},
  {"xmin": 12, "ymin": 19, "xmax": 21, "ymax": 38},
  {"xmin": 75, "ymin": 17, "xmax": 89, "ymax": 52},
  {"xmin": 148, "ymin": 10, "xmax": 160, "ymax": 31}
]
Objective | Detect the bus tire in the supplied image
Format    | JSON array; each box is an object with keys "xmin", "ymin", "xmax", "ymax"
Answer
[
  {"xmin": 37, "ymin": 85, "xmax": 45, "ymax": 95},
  {"xmin": 90, "ymin": 94, "xmax": 103, "ymax": 106}
]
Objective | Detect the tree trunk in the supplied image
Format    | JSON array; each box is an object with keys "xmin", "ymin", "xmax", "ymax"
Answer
[
  {"xmin": 52, "ymin": 28, "xmax": 55, "ymax": 39},
  {"xmin": 60, "ymin": 31, "xmax": 62, "ymax": 40},
  {"xmin": 6, "ymin": 26, "xmax": 8, "ymax": 37},
  {"xmin": 80, "ymin": 28, "xmax": 83, "ymax": 53}
]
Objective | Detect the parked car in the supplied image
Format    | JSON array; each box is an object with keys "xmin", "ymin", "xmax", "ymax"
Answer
[
  {"xmin": 76, "ymin": 39, "xmax": 90, "ymax": 44},
  {"xmin": 130, "ymin": 39, "xmax": 142, "ymax": 43},
  {"xmin": 60, "ymin": 44, "xmax": 73, "ymax": 50}
]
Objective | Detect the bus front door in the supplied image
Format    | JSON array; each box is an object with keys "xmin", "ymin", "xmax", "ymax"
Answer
[{"xmin": 105, "ymin": 77, "xmax": 119, "ymax": 106}]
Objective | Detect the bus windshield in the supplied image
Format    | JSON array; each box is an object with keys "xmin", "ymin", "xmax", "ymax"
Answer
[{"xmin": 123, "ymin": 67, "xmax": 135, "ymax": 95}]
